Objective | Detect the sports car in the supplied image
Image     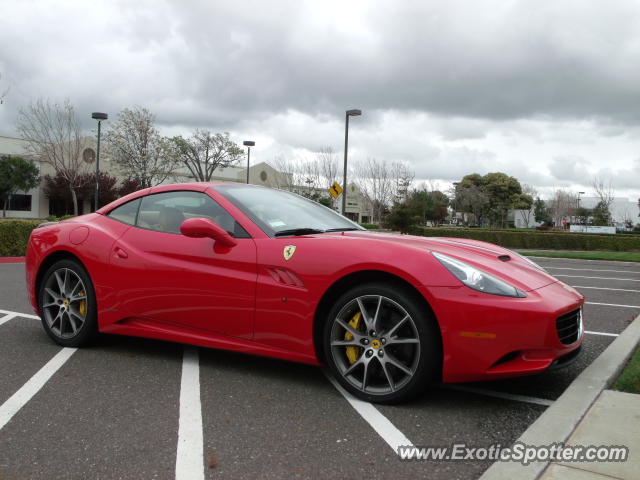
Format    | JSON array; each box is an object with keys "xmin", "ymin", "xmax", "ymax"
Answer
[{"xmin": 25, "ymin": 182, "xmax": 584, "ymax": 404}]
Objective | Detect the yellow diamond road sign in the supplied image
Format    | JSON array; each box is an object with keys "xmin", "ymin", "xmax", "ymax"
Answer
[{"xmin": 328, "ymin": 182, "xmax": 343, "ymax": 199}]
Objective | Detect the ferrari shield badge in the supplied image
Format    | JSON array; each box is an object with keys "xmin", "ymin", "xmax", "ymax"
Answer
[{"xmin": 283, "ymin": 245, "xmax": 296, "ymax": 261}]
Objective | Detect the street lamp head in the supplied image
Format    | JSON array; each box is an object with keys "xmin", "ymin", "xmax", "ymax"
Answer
[
  {"xmin": 91, "ymin": 112, "xmax": 108, "ymax": 120},
  {"xmin": 578, "ymin": 191, "xmax": 585, "ymax": 195},
  {"xmin": 346, "ymin": 109, "xmax": 362, "ymax": 116},
  {"xmin": 243, "ymin": 140, "xmax": 255, "ymax": 147}
]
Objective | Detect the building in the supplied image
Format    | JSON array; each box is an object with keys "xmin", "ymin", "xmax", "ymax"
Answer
[
  {"xmin": 1, "ymin": 134, "xmax": 374, "ymax": 223},
  {"xmin": 578, "ymin": 196, "xmax": 639, "ymax": 228},
  {"xmin": 510, "ymin": 209, "xmax": 543, "ymax": 228},
  {"xmin": 0, "ymin": 134, "xmax": 122, "ymax": 218}
]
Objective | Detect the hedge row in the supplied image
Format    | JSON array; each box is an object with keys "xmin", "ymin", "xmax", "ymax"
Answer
[
  {"xmin": 1, "ymin": 219, "xmax": 639, "ymax": 257},
  {"xmin": 411, "ymin": 227, "xmax": 640, "ymax": 251},
  {"xmin": 0, "ymin": 219, "xmax": 42, "ymax": 256}
]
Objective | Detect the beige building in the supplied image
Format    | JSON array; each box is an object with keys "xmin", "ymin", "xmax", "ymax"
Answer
[{"xmin": 1, "ymin": 134, "xmax": 373, "ymax": 222}]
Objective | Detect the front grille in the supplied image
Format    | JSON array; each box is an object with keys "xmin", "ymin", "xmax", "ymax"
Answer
[{"xmin": 556, "ymin": 309, "xmax": 582, "ymax": 345}]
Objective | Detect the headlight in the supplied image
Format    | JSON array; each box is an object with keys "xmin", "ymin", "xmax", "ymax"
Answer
[{"xmin": 432, "ymin": 252, "xmax": 526, "ymax": 298}]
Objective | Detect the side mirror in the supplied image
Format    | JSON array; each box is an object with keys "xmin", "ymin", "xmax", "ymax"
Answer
[{"xmin": 180, "ymin": 218, "xmax": 237, "ymax": 248}]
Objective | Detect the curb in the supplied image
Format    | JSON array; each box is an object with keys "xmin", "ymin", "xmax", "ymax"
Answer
[
  {"xmin": 479, "ymin": 313, "xmax": 640, "ymax": 480},
  {"xmin": 0, "ymin": 257, "xmax": 25, "ymax": 264}
]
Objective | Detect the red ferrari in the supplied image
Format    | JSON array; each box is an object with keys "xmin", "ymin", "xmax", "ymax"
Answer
[{"xmin": 25, "ymin": 183, "xmax": 584, "ymax": 403}]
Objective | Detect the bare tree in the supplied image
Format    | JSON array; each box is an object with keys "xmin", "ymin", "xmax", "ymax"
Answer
[
  {"xmin": 317, "ymin": 147, "xmax": 339, "ymax": 187},
  {"xmin": 16, "ymin": 98, "xmax": 87, "ymax": 215},
  {"xmin": 271, "ymin": 154, "xmax": 300, "ymax": 191},
  {"xmin": 105, "ymin": 107, "xmax": 177, "ymax": 188},
  {"xmin": 353, "ymin": 157, "xmax": 394, "ymax": 223},
  {"xmin": 517, "ymin": 184, "xmax": 537, "ymax": 227},
  {"xmin": 547, "ymin": 189, "xmax": 578, "ymax": 227},
  {"xmin": 171, "ymin": 130, "xmax": 243, "ymax": 182},
  {"xmin": 592, "ymin": 176, "xmax": 614, "ymax": 209},
  {"xmin": 390, "ymin": 161, "xmax": 414, "ymax": 203}
]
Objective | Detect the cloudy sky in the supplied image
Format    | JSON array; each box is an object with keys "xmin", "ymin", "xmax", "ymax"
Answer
[{"xmin": 1, "ymin": 0, "xmax": 639, "ymax": 200}]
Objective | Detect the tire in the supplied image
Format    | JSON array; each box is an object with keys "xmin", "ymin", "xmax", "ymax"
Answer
[
  {"xmin": 323, "ymin": 282, "xmax": 441, "ymax": 404},
  {"xmin": 38, "ymin": 258, "xmax": 98, "ymax": 347}
]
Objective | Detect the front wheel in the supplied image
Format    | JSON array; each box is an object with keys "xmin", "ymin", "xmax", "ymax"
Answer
[
  {"xmin": 323, "ymin": 282, "xmax": 441, "ymax": 404},
  {"xmin": 38, "ymin": 259, "xmax": 98, "ymax": 347}
]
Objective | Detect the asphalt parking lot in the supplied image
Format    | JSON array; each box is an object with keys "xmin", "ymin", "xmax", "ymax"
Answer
[{"xmin": 0, "ymin": 256, "xmax": 638, "ymax": 480}]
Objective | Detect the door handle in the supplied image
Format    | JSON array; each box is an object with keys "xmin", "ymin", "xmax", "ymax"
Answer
[{"xmin": 114, "ymin": 246, "xmax": 128, "ymax": 259}]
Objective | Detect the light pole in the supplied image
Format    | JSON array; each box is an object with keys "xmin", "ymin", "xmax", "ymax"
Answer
[
  {"xmin": 341, "ymin": 109, "xmax": 362, "ymax": 216},
  {"xmin": 243, "ymin": 140, "xmax": 255, "ymax": 184},
  {"xmin": 91, "ymin": 112, "xmax": 108, "ymax": 211},
  {"xmin": 577, "ymin": 191, "xmax": 585, "ymax": 225}
]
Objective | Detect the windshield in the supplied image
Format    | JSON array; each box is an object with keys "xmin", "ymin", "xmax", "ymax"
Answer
[{"xmin": 216, "ymin": 184, "xmax": 364, "ymax": 236}]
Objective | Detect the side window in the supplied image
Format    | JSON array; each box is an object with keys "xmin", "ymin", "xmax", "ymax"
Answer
[
  {"xmin": 136, "ymin": 191, "xmax": 250, "ymax": 237},
  {"xmin": 106, "ymin": 198, "xmax": 141, "ymax": 226}
]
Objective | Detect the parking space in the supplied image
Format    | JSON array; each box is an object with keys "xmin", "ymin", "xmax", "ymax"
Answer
[{"xmin": 0, "ymin": 256, "xmax": 638, "ymax": 479}]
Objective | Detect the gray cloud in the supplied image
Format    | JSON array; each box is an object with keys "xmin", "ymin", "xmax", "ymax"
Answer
[{"xmin": 0, "ymin": 0, "xmax": 639, "ymax": 199}]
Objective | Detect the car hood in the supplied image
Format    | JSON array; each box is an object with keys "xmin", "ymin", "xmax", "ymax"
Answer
[{"xmin": 341, "ymin": 231, "xmax": 559, "ymax": 292}]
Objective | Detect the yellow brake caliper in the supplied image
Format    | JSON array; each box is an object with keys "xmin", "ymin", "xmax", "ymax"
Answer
[
  {"xmin": 78, "ymin": 291, "xmax": 87, "ymax": 316},
  {"xmin": 345, "ymin": 312, "xmax": 362, "ymax": 364}
]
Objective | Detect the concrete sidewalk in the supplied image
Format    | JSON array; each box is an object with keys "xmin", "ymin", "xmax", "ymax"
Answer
[
  {"xmin": 540, "ymin": 389, "xmax": 639, "ymax": 480},
  {"xmin": 481, "ymin": 314, "xmax": 640, "ymax": 480}
]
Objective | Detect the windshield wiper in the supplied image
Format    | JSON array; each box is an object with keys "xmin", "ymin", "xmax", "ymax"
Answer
[
  {"xmin": 323, "ymin": 227, "xmax": 361, "ymax": 232},
  {"xmin": 274, "ymin": 228, "xmax": 325, "ymax": 237}
]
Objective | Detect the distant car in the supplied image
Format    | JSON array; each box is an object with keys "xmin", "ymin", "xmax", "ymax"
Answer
[{"xmin": 25, "ymin": 183, "xmax": 584, "ymax": 404}]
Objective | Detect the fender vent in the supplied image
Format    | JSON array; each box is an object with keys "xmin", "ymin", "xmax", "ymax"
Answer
[{"xmin": 266, "ymin": 268, "xmax": 304, "ymax": 288}]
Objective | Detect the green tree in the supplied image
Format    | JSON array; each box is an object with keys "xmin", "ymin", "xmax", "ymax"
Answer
[
  {"xmin": 533, "ymin": 197, "xmax": 551, "ymax": 225},
  {"xmin": 482, "ymin": 172, "xmax": 522, "ymax": 227},
  {"xmin": 513, "ymin": 193, "xmax": 534, "ymax": 227},
  {"xmin": 383, "ymin": 201, "xmax": 419, "ymax": 234},
  {"xmin": 454, "ymin": 181, "xmax": 489, "ymax": 226},
  {"xmin": 406, "ymin": 189, "xmax": 450, "ymax": 226},
  {"xmin": 592, "ymin": 201, "xmax": 611, "ymax": 226},
  {"xmin": 0, "ymin": 155, "xmax": 40, "ymax": 217},
  {"xmin": 455, "ymin": 172, "xmax": 522, "ymax": 227}
]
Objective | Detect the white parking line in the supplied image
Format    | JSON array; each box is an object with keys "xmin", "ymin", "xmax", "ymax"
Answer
[
  {"xmin": 585, "ymin": 330, "xmax": 619, "ymax": 337},
  {"xmin": 546, "ymin": 267, "xmax": 640, "ymax": 275},
  {"xmin": 0, "ymin": 309, "xmax": 40, "ymax": 320},
  {"xmin": 175, "ymin": 347, "xmax": 204, "ymax": 480},
  {"xmin": 585, "ymin": 301, "xmax": 640, "ymax": 309},
  {"xmin": 324, "ymin": 370, "xmax": 413, "ymax": 454},
  {"xmin": 573, "ymin": 285, "xmax": 640, "ymax": 293},
  {"xmin": 0, "ymin": 313, "xmax": 18, "ymax": 327},
  {"xmin": 554, "ymin": 275, "xmax": 640, "ymax": 282},
  {"xmin": 440, "ymin": 385, "xmax": 554, "ymax": 406},
  {"xmin": 0, "ymin": 347, "xmax": 76, "ymax": 431},
  {"xmin": 526, "ymin": 256, "xmax": 640, "ymax": 266}
]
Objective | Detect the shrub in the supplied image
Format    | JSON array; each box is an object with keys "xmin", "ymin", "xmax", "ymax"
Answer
[
  {"xmin": 412, "ymin": 227, "xmax": 640, "ymax": 251},
  {"xmin": 360, "ymin": 222, "xmax": 380, "ymax": 230},
  {"xmin": 0, "ymin": 219, "xmax": 42, "ymax": 256}
]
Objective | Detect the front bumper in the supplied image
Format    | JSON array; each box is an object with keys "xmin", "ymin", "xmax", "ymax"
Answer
[{"xmin": 422, "ymin": 280, "xmax": 585, "ymax": 383}]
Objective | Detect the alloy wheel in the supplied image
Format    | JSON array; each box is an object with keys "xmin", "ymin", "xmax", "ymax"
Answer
[
  {"xmin": 329, "ymin": 295, "xmax": 421, "ymax": 395},
  {"xmin": 42, "ymin": 268, "xmax": 88, "ymax": 339}
]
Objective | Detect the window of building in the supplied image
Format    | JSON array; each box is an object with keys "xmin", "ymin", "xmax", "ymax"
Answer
[{"xmin": 6, "ymin": 194, "xmax": 32, "ymax": 211}]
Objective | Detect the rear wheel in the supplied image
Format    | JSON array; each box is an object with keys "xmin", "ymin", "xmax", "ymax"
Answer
[
  {"xmin": 323, "ymin": 282, "xmax": 441, "ymax": 404},
  {"xmin": 38, "ymin": 259, "xmax": 98, "ymax": 347}
]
